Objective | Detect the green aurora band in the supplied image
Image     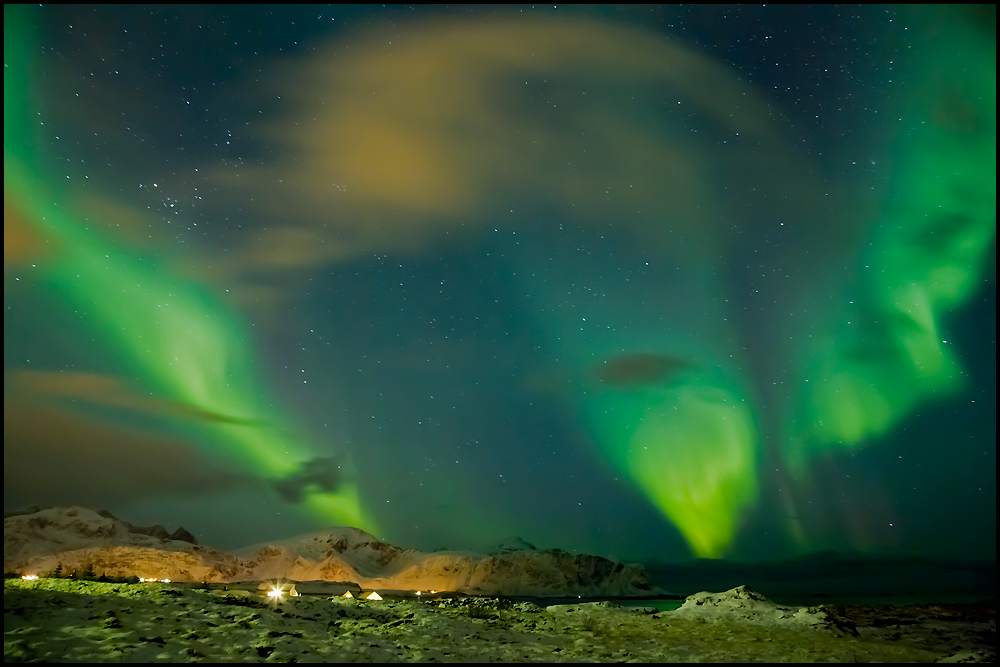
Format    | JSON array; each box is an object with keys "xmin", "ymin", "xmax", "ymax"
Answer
[
  {"xmin": 4, "ymin": 7, "xmax": 376, "ymax": 534},
  {"xmin": 560, "ymin": 5, "xmax": 995, "ymax": 557},
  {"xmin": 790, "ymin": 7, "xmax": 996, "ymax": 466}
]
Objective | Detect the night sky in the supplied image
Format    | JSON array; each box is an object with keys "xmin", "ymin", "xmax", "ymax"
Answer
[{"xmin": 4, "ymin": 5, "xmax": 995, "ymax": 564}]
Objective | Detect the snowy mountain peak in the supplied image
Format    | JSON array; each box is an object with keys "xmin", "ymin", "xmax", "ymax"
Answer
[
  {"xmin": 3, "ymin": 506, "xmax": 198, "ymax": 565},
  {"xmin": 485, "ymin": 536, "xmax": 537, "ymax": 554}
]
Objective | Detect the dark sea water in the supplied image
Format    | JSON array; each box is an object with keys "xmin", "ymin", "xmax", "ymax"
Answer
[{"xmin": 646, "ymin": 554, "xmax": 996, "ymax": 609}]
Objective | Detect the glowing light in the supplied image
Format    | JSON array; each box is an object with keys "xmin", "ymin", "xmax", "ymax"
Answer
[
  {"xmin": 21, "ymin": 575, "xmax": 39, "ymax": 581},
  {"xmin": 365, "ymin": 591, "xmax": 383, "ymax": 601},
  {"xmin": 260, "ymin": 580, "xmax": 298, "ymax": 604}
]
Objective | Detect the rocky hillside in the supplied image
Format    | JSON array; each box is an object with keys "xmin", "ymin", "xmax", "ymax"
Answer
[{"xmin": 4, "ymin": 506, "xmax": 659, "ymax": 596}]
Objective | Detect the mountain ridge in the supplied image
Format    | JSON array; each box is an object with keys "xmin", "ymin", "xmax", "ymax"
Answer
[{"xmin": 4, "ymin": 506, "xmax": 658, "ymax": 597}]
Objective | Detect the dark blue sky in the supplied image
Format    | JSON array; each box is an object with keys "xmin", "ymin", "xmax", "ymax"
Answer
[{"xmin": 4, "ymin": 5, "xmax": 995, "ymax": 563}]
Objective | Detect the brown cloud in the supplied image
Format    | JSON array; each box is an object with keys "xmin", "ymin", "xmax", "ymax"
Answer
[
  {"xmin": 3, "ymin": 397, "xmax": 256, "ymax": 509},
  {"xmin": 3, "ymin": 195, "xmax": 53, "ymax": 267},
  {"xmin": 197, "ymin": 16, "xmax": 832, "ymax": 276},
  {"xmin": 8, "ymin": 370, "xmax": 265, "ymax": 427},
  {"xmin": 592, "ymin": 353, "xmax": 696, "ymax": 389}
]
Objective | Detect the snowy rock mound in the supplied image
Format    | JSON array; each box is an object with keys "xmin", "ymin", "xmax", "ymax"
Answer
[{"xmin": 672, "ymin": 585, "xmax": 858, "ymax": 635}]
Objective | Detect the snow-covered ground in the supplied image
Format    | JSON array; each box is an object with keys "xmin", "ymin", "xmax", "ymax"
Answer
[{"xmin": 5, "ymin": 578, "xmax": 994, "ymax": 662}]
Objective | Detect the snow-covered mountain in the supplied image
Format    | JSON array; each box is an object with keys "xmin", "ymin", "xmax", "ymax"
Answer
[
  {"xmin": 4, "ymin": 506, "xmax": 659, "ymax": 597},
  {"xmin": 3, "ymin": 506, "xmax": 241, "ymax": 582},
  {"xmin": 4, "ymin": 506, "xmax": 198, "ymax": 556}
]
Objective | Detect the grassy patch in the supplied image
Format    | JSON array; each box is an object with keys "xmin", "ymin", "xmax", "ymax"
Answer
[{"xmin": 580, "ymin": 614, "xmax": 602, "ymax": 634}]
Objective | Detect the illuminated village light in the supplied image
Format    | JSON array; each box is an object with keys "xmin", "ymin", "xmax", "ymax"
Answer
[
  {"xmin": 21, "ymin": 575, "xmax": 39, "ymax": 581},
  {"xmin": 343, "ymin": 591, "xmax": 353, "ymax": 598},
  {"xmin": 365, "ymin": 591, "xmax": 382, "ymax": 600},
  {"xmin": 259, "ymin": 580, "xmax": 299, "ymax": 604}
]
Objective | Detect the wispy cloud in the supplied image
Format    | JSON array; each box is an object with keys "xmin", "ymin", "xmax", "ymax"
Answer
[
  {"xmin": 3, "ymin": 397, "xmax": 258, "ymax": 508},
  {"xmin": 196, "ymin": 17, "xmax": 826, "ymax": 277},
  {"xmin": 9, "ymin": 370, "xmax": 266, "ymax": 427}
]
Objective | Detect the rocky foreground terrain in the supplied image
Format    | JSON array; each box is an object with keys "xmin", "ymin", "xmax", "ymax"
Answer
[{"xmin": 5, "ymin": 578, "xmax": 995, "ymax": 662}]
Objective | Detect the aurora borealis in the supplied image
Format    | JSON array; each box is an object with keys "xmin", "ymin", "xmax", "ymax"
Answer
[{"xmin": 4, "ymin": 5, "xmax": 995, "ymax": 563}]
